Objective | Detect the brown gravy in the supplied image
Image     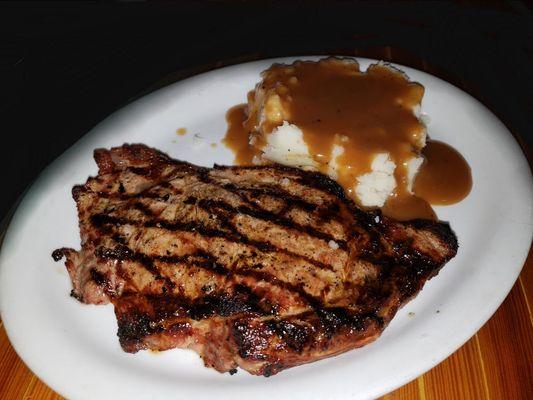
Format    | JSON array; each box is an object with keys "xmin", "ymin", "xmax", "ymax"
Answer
[
  {"xmin": 259, "ymin": 60, "xmax": 425, "ymax": 194},
  {"xmin": 222, "ymin": 104, "xmax": 259, "ymax": 165},
  {"xmin": 223, "ymin": 59, "xmax": 472, "ymax": 220},
  {"xmin": 381, "ymin": 193, "xmax": 437, "ymax": 221},
  {"xmin": 414, "ymin": 140, "xmax": 472, "ymax": 205},
  {"xmin": 381, "ymin": 140, "xmax": 472, "ymax": 220}
]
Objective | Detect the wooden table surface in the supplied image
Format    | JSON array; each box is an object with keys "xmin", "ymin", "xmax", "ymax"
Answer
[{"xmin": 0, "ymin": 47, "xmax": 532, "ymax": 399}]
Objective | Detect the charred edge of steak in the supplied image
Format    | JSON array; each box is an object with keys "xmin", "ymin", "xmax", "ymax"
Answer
[
  {"xmin": 52, "ymin": 248, "xmax": 68, "ymax": 261},
  {"xmin": 188, "ymin": 285, "xmax": 268, "ymax": 320},
  {"xmin": 94, "ymin": 144, "xmax": 170, "ymax": 172},
  {"xmin": 117, "ymin": 312, "xmax": 159, "ymax": 352},
  {"xmin": 358, "ymin": 234, "xmax": 456, "ymax": 301},
  {"xmin": 93, "ymin": 144, "xmax": 208, "ymax": 186},
  {"xmin": 231, "ymin": 309, "xmax": 383, "ymax": 373},
  {"xmin": 406, "ymin": 219, "xmax": 459, "ymax": 256},
  {"xmin": 265, "ymin": 320, "xmax": 313, "ymax": 353},
  {"xmin": 114, "ymin": 288, "xmax": 269, "ymax": 351},
  {"xmin": 124, "ymin": 288, "xmax": 268, "ymax": 322}
]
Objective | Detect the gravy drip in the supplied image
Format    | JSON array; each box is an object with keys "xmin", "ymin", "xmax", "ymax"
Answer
[
  {"xmin": 223, "ymin": 104, "xmax": 258, "ymax": 165},
  {"xmin": 414, "ymin": 140, "xmax": 472, "ymax": 205}
]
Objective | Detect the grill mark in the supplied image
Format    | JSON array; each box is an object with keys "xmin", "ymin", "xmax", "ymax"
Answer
[
  {"xmin": 200, "ymin": 198, "xmax": 347, "ymax": 249},
  {"xmin": 237, "ymin": 268, "xmax": 322, "ymax": 307},
  {"xmin": 95, "ymin": 186, "xmax": 178, "ymax": 201},
  {"xmin": 100, "ymin": 182, "xmax": 343, "ymax": 245},
  {"xmin": 190, "ymin": 284, "xmax": 269, "ymax": 319},
  {"xmin": 197, "ymin": 202, "xmax": 337, "ymax": 271},
  {"xmin": 127, "ymin": 285, "xmax": 269, "ymax": 321},
  {"xmin": 191, "ymin": 193, "xmax": 338, "ymax": 264},
  {"xmin": 90, "ymin": 268, "xmax": 106, "ymax": 286},
  {"xmin": 233, "ymin": 189, "xmax": 349, "ymax": 235},
  {"xmin": 132, "ymin": 201, "xmax": 154, "ymax": 216},
  {"xmin": 265, "ymin": 319, "xmax": 313, "ymax": 352},
  {"xmin": 128, "ymin": 167, "xmax": 151, "ymax": 176},
  {"xmin": 94, "ymin": 171, "xmax": 348, "ymax": 248},
  {"xmin": 220, "ymin": 183, "xmax": 318, "ymax": 212},
  {"xmin": 115, "ymin": 287, "xmax": 264, "ymax": 348},
  {"xmin": 90, "ymin": 213, "xmax": 335, "ymax": 272},
  {"xmin": 95, "ymin": 245, "xmax": 175, "ymax": 290},
  {"xmin": 150, "ymin": 251, "xmax": 235, "ymax": 279},
  {"xmin": 96, "ymin": 244, "xmax": 323, "ymax": 310},
  {"xmin": 223, "ymin": 184, "xmax": 343, "ymax": 223},
  {"xmin": 91, "ymin": 213, "xmax": 234, "ymax": 239},
  {"xmin": 183, "ymin": 183, "xmax": 327, "ymax": 224},
  {"xmin": 199, "ymin": 175, "xmax": 347, "ymax": 247}
]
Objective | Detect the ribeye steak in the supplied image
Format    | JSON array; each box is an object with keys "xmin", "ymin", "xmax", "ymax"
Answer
[{"xmin": 53, "ymin": 144, "xmax": 457, "ymax": 376}]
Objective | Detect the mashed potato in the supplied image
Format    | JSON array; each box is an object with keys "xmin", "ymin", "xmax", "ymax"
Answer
[
  {"xmin": 245, "ymin": 58, "xmax": 427, "ymax": 208},
  {"xmin": 258, "ymin": 122, "xmax": 424, "ymax": 207}
]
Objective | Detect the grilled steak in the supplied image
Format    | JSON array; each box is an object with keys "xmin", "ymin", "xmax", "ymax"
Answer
[{"xmin": 53, "ymin": 143, "xmax": 458, "ymax": 376}]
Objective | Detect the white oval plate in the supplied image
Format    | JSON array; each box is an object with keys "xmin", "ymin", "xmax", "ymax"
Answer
[{"xmin": 0, "ymin": 57, "xmax": 531, "ymax": 400}]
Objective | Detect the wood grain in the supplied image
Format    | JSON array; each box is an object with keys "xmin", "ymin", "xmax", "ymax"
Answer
[
  {"xmin": 0, "ymin": 47, "xmax": 531, "ymax": 400},
  {"xmin": 423, "ymin": 336, "xmax": 488, "ymax": 399},
  {"xmin": 476, "ymin": 276, "xmax": 533, "ymax": 399},
  {"xmin": 0, "ymin": 322, "xmax": 38, "ymax": 400}
]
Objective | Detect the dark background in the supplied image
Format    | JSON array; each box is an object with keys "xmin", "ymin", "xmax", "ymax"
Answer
[{"xmin": 1, "ymin": 0, "xmax": 532, "ymax": 224}]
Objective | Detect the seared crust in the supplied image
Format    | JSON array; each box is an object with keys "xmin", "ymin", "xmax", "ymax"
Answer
[{"xmin": 53, "ymin": 144, "xmax": 458, "ymax": 376}]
